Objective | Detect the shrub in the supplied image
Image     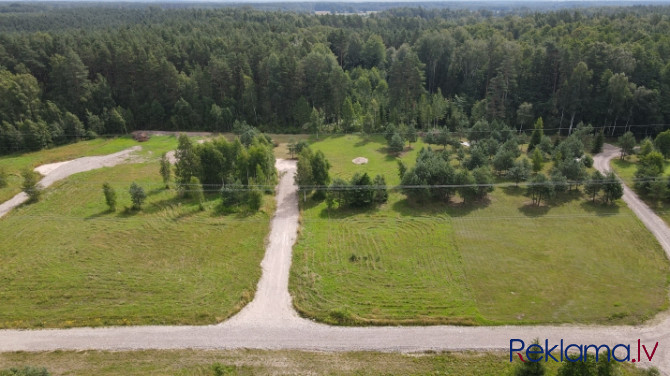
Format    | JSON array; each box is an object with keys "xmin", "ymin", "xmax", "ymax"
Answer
[
  {"xmin": 102, "ymin": 182, "xmax": 117, "ymax": 211},
  {"xmin": 21, "ymin": 169, "xmax": 41, "ymax": 202},
  {"xmin": 129, "ymin": 182, "xmax": 146, "ymax": 210}
]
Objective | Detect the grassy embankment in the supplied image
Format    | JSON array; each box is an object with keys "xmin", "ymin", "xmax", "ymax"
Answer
[
  {"xmin": 290, "ymin": 135, "xmax": 670, "ymax": 326},
  {"xmin": 0, "ymin": 136, "xmax": 273, "ymax": 328}
]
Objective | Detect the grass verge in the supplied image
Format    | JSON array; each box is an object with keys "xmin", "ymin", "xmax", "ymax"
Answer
[{"xmin": 0, "ymin": 349, "xmax": 652, "ymax": 375}]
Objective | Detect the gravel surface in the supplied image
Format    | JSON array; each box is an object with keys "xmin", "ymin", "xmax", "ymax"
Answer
[
  {"xmin": 0, "ymin": 146, "xmax": 141, "ymax": 219},
  {"xmin": 1, "ymin": 149, "xmax": 670, "ymax": 374}
]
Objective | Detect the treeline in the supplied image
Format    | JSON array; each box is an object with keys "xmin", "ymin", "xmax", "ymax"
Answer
[{"xmin": 1, "ymin": 5, "xmax": 670, "ymax": 155}]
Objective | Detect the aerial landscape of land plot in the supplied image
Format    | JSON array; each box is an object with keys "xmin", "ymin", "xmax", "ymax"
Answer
[{"xmin": 1, "ymin": 0, "xmax": 670, "ymax": 375}]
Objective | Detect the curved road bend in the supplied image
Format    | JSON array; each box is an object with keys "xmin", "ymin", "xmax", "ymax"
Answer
[
  {"xmin": 2, "ymin": 148, "xmax": 670, "ymax": 374},
  {"xmin": 0, "ymin": 146, "xmax": 141, "ymax": 219}
]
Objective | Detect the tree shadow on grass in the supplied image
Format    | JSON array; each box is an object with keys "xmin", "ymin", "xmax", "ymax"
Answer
[
  {"xmin": 579, "ymin": 200, "xmax": 621, "ymax": 216},
  {"xmin": 518, "ymin": 203, "xmax": 551, "ymax": 217},
  {"xmin": 502, "ymin": 185, "xmax": 525, "ymax": 196},
  {"xmin": 391, "ymin": 196, "xmax": 491, "ymax": 217},
  {"xmin": 85, "ymin": 209, "xmax": 116, "ymax": 220},
  {"xmin": 354, "ymin": 137, "xmax": 372, "ymax": 148},
  {"xmin": 318, "ymin": 203, "xmax": 380, "ymax": 219}
]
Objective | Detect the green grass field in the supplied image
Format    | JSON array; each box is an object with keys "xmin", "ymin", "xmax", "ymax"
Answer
[
  {"xmin": 0, "ymin": 136, "xmax": 273, "ymax": 328},
  {"xmin": 611, "ymin": 156, "xmax": 670, "ymax": 225},
  {"xmin": 290, "ymin": 135, "xmax": 670, "ymax": 326},
  {"xmin": 0, "ymin": 349, "xmax": 652, "ymax": 376},
  {"xmin": 0, "ymin": 136, "xmax": 179, "ymax": 204}
]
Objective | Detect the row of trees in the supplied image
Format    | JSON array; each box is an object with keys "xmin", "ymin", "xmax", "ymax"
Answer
[
  {"xmin": 164, "ymin": 132, "xmax": 276, "ymax": 211},
  {"xmin": 1, "ymin": 5, "xmax": 669, "ymax": 155}
]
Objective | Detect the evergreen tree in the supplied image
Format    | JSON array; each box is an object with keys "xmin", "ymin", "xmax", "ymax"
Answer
[
  {"xmin": 129, "ymin": 182, "xmax": 146, "ymax": 210},
  {"xmin": 508, "ymin": 158, "xmax": 531, "ymax": 186},
  {"xmin": 592, "ymin": 130, "xmax": 605, "ymax": 154},
  {"xmin": 528, "ymin": 117, "xmax": 544, "ymax": 152},
  {"xmin": 602, "ymin": 171, "xmax": 624, "ymax": 204},
  {"xmin": 532, "ymin": 148, "xmax": 544, "ymax": 173},
  {"xmin": 584, "ymin": 170, "xmax": 604, "ymax": 202},
  {"xmin": 514, "ymin": 339, "xmax": 546, "ymax": 376},
  {"xmin": 102, "ymin": 182, "xmax": 116, "ymax": 211}
]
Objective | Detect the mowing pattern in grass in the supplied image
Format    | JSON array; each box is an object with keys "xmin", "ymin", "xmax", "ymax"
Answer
[
  {"xmin": 0, "ymin": 154, "xmax": 272, "ymax": 328},
  {"xmin": 290, "ymin": 135, "xmax": 670, "ymax": 325},
  {"xmin": 612, "ymin": 157, "xmax": 670, "ymax": 225},
  {"xmin": 0, "ymin": 349, "xmax": 652, "ymax": 376}
]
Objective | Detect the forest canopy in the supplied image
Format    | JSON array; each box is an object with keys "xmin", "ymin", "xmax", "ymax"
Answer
[{"xmin": 1, "ymin": 4, "xmax": 669, "ymax": 154}]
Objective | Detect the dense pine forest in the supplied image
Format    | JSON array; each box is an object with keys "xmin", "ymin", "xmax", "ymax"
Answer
[{"xmin": 1, "ymin": 3, "xmax": 669, "ymax": 154}]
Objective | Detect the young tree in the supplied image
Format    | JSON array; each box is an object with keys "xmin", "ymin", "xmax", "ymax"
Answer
[
  {"xmin": 160, "ymin": 152, "xmax": 171, "ymax": 188},
  {"xmin": 649, "ymin": 179, "xmax": 668, "ymax": 203},
  {"xmin": 654, "ymin": 129, "xmax": 670, "ymax": 158},
  {"xmin": 528, "ymin": 117, "xmax": 544, "ymax": 152},
  {"xmin": 389, "ymin": 132, "xmax": 405, "ymax": 153},
  {"xmin": 372, "ymin": 174, "xmax": 388, "ymax": 204},
  {"xmin": 528, "ymin": 173, "xmax": 553, "ymax": 206},
  {"xmin": 295, "ymin": 149, "xmax": 314, "ymax": 202},
  {"xmin": 531, "ymin": 148, "xmax": 544, "ymax": 173},
  {"xmin": 592, "ymin": 129, "xmax": 604, "ymax": 154},
  {"xmin": 347, "ymin": 172, "xmax": 375, "ymax": 207},
  {"xmin": 310, "ymin": 150, "xmax": 331, "ymax": 199},
  {"xmin": 584, "ymin": 170, "xmax": 604, "ymax": 203},
  {"xmin": 508, "ymin": 158, "xmax": 531, "ymax": 186},
  {"xmin": 22, "ymin": 169, "xmax": 41, "ymax": 202},
  {"xmin": 472, "ymin": 166, "xmax": 495, "ymax": 200},
  {"xmin": 129, "ymin": 182, "xmax": 146, "ymax": 210},
  {"xmin": 493, "ymin": 149, "xmax": 515, "ymax": 174},
  {"xmin": 397, "ymin": 160, "xmax": 407, "ymax": 179},
  {"xmin": 102, "ymin": 182, "xmax": 117, "ymax": 211},
  {"xmin": 221, "ymin": 179, "xmax": 244, "ymax": 207},
  {"xmin": 247, "ymin": 179, "xmax": 263, "ymax": 211},
  {"xmin": 618, "ymin": 131, "xmax": 636, "ymax": 160},
  {"xmin": 551, "ymin": 169, "xmax": 569, "ymax": 194},
  {"xmin": 175, "ymin": 134, "xmax": 200, "ymax": 196},
  {"xmin": 514, "ymin": 339, "xmax": 546, "ymax": 376},
  {"xmin": 190, "ymin": 176, "xmax": 205, "ymax": 210},
  {"xmin": 639, "ymin": 138, "xmax": 655, "ymax": 157},
  {"xmin": 602, "ymin": 172, "xmax": 623, "ymax": 204}
]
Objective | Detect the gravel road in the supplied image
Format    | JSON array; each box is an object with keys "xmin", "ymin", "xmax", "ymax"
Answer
[
  {"xmin": 0, "ymin": 146, "xmax": 141, "ymax": 219},
  {"xmin": 1, "ymin": 149, "xmax": 670, "ymax": 374}
]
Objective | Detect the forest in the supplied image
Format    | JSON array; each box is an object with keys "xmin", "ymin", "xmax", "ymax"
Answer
[{"xmin": 1, "ymin": 4, "xmax": 670, "ymax": 155}]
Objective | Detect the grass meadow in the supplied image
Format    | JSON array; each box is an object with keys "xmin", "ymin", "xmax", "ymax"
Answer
[
  {"xmin": 0, "ymin": 349, "xmax": 653, "ymax": 376},
  {"xmin": 290, "ymin": 135, "xmax": 670, "ymax": 326},
  {"xmin": 0, "ymin": 136, "xmax": 272, "ymax": 328}
]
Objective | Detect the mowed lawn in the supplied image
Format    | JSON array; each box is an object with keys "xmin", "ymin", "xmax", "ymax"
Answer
[
  {"xmin": 612, "ymin": 156, "xmax": 670, "ymax": 225},
  {"xmin": 290, "ymin": 135, "xmax": 670, "ymax": 325},
  {"xmin": 0, "ymin": 136, "xmax": 177, "ymax": 204},
  {"xmin": 0, "ymin": 349, "xmax": 652, "ymax": 376},
  {"xmin": 0, "ymin": 139, "xmax": 272, "ymax": 328}
]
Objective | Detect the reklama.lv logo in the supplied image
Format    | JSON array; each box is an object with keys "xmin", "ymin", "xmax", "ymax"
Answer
[{"xmin": 510, "ymin": 339, "xmax": 659, "ymax": 363}]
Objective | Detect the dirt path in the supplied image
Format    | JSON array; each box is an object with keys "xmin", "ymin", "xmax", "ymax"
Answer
[
  {"xmin": 0, "ymin": 146, "xmax": 141, "ymax": 219},
  {"xmin": 594, "ymin": 144, "xmax": 670, "ymax": 254},
  {"xmin": 2, "ymin": 153, "xmax": 670, "ymax": 374}
]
